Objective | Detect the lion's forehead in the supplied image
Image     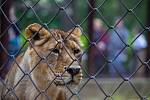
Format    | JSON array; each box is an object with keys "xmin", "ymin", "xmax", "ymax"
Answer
[
  {"xmin": 45, "ymin": 32, "xmax": 80, "ymax": 49},
  {"xmin": 29, "ymin": 30, "xmax": 81, "ymax": 60},
  {"xmin": 51, "ymin": 29, "xmax": 79, "ymax": 42}
]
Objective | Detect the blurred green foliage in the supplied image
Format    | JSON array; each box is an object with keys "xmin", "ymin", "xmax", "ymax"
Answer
[
  {"xmin": 80, "ymin": 34, "xmax": 89, "ymax": 49},
  {"xmin": 13, "ymin": 0, "xmax": 148, "ymax": 54},
  {"xmin": 14, "ymin": 0, "xmax": 147, "ymax": 31}
]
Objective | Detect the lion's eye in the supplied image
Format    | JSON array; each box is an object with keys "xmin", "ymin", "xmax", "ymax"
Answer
[
  {"xmin": 74, "ymin": 49, "xmax": 80, "ymax": 54},
  {"xmin": 52, "ymin": 48, "xmax": 60, "ymax": 54}
]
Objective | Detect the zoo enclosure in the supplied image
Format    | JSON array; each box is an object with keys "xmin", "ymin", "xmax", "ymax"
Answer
[{"xmin": 0, "ymin": 0, "xmax": 150, "ymax": 99}]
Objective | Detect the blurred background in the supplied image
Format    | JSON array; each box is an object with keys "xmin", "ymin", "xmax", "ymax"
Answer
[{"xmin": 0, "ymin": 0, "xmax": 150, "ymax": 99}]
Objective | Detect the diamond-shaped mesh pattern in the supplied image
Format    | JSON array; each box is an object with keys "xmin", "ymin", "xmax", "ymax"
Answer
[{"xmin": 0, "ymin": 0, "xmax": 150, "ymax": 100}]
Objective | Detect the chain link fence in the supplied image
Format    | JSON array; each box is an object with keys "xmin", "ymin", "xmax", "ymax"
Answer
[{"xmin": 0, "ymin": 0, "xmax": 150, "ymax": 100}]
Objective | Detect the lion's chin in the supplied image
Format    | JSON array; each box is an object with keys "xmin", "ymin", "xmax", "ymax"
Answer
[
  {"xmin": 54, "ymin": 78, "xmax": 80, "ymax": 86},
  {"xmin": 53, "ymin": 72, "xmax": 83, "ymax": 87}
]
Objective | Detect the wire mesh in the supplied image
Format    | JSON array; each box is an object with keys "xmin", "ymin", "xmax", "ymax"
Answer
[{"xmin": 0, "ymin": 0, "xmax": 150, "ymax": 100}]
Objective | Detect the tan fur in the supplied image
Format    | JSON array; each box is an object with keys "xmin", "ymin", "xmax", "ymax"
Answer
[{"xmin": 2, "ymin": 23, "xmax": 82, "ymax": 100}]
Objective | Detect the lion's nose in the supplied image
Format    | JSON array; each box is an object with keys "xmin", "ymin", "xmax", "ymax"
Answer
[{"xmin": 66, "ymin": 67, "xmax": 80, "ymax": 75}]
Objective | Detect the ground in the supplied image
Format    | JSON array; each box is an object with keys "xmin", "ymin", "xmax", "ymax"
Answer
[{"xmin": 0, "ymin": 78, "xmax": 150, "ymax": 100}]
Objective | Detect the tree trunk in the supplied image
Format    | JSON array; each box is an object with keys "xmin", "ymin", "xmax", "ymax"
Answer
[
  {"xmin": 87, "ymin": 0, "xmax": 95, "ymax": 75},
  {"xmin": 145, "ymin": 0, "xmax": 150, "ymax": 77}
]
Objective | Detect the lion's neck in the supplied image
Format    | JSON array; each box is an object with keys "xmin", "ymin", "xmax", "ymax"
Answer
[
  {"xmin": 14, "ymin": 49, "xmax": 31, "ymax": 85},
  {"xmin": 20, "ymin": 48, "xmax": 66, "ymax": 100},
  {"xmin": 32, "ymin": 69, "xmax": 52, "ymax": 89},
  {"xmin": 31, "ymin": 70, "xmax": 66, "ymax": 100}
]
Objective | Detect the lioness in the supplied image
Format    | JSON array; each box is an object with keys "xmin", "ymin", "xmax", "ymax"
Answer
[{"xmin": 2, "ymin": 23, "xmax": 83, "ymax": 100}]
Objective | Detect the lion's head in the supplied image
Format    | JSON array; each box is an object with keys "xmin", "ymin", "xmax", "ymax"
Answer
[{"xmin": 25, "ymin": 23, "xmax": 83, "ymax": 88}]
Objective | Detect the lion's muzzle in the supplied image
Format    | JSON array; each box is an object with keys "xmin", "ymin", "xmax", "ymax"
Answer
[{"xmin": 66, "ymin": 67, "xmax": 80, "ymax": 76}]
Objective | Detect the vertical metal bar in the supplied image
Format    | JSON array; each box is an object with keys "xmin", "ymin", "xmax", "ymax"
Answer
[
  {"xmin": 0, "ymin": 0, "xmax": 12, "ymax": 79},
  {"xmin": 87, "ymin": 0, "xmax": 94, "ymax": 75}
]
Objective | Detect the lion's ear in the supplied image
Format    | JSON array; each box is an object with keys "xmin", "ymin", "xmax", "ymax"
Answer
[
  {"xmin": 25, "ymin": 23, "xmax": 50, "ymax": 45},
  {"xmin": 68, "ymin": 27, "xmax": 82, "ymax": 38}
]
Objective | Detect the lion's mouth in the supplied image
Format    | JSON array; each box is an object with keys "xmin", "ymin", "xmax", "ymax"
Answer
[
  {"xmin": 54, "ymin": 79, "xmax": 74, "ymax": 86},
  {"xmin": 54, "ymin": 74, "xmax": 82, "ymax": 86}
]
